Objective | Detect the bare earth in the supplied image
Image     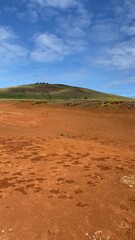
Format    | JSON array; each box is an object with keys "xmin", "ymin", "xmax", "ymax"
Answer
[{"xmin": 0, "ymin": 101, "xmax": 135, "ymax": 240}]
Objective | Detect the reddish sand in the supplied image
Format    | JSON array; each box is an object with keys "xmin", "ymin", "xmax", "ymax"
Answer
[{"xmin": 0, "ymin": 101, "xmax": 135, "ymax": 240}]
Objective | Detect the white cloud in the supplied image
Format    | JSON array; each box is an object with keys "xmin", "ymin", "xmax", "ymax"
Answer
[
  {"xmin": 17, "ymin": 0, "xmax": 90, "ymax": 63},
  {"xmin": 30, "ymin": 33, "xmax": 67, "ymax": 62},
  {"xmin": 53, "ymin": 4, "xmax": 91, "ymax": 56},
  {"xmin": 124, "ymin": 0, "xmax": 135, "ymax": 20},
  {"xmin": 36, "ymin": 33, "xmax": 67, "ymax": 52},
  {"xmin": 121, "ymin": 25, "xmax": 135, "ymax": 36},
  {"xmin": 6, "ymin": 0, "xmax": 90, "ymax": 63},
  {"xmin": 30, "ymin": 27, "xmax": 89, "ymax": 63},
  {"xmin": 30, "ymin": 49, "xmax": 61, "ymax": 62},
  {"xmin": 0, "ymin": 26, "xmax": 14, "ymax": 41},
  {"xmin": 108, "ymin": 78, "xmax": 135, "ymax": 86},
  {"xmin": 3, "ymin": 6, "xmax": 17, "ymax": 13},
  {"xmin": 30, "ymin": 33, "xmax": 73, "ymax": 62},
  {"xmin": 17, "ymin": 0, "xmax": 86, "ymax": 23},
  {"xmin": 86, "ymin": 0, "xmax": 135, "ymax": 70},
  {"xmin": 17, "ymin": 8, "xmax": 39, "ymax": 23},
  {"xmin": 89, "ymin": 20, "xmax": 121, "ymax": 43},
  {"xmin": 56, "ymin": 9, "xmax": 91, "ymax": 37},
  {"xmin": 90, "ymin": 39, "xmax": 135, "ymax": 70},
  {"xmin": 0, "ymin": 26, "xmax": 28, "ymax": 66},
  {"xmin": 28, "ymin": 1, "xmax": 90, "ymax": 63},
  {"xmin": 30, "ymin": 0, "xmax": 78, "ymax": 9}
]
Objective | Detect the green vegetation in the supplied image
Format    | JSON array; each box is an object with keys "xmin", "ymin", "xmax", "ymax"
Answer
[{"xmin": 0, "ymin": 83, "xmax": 133, "ymax": 101}]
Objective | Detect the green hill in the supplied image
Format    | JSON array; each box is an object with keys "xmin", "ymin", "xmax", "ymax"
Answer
[{"xmin": 0, "ymin": 83, "xmax": 132, "ymax": 101}]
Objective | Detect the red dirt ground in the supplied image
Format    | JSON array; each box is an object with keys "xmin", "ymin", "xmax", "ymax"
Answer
[{"xmin": 0, "ymin": 101, "xmax": 135, "ymax": 240}]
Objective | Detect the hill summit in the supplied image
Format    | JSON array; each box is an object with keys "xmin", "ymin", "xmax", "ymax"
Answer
[{"xmin": 0, "ymin": 83, "xmax": 130, "ymax": 101}]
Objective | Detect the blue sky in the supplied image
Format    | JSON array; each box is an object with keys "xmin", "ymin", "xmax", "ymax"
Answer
[{"xmin": 0, "ymin": 0, "xmax": 135, "ymax": 97}]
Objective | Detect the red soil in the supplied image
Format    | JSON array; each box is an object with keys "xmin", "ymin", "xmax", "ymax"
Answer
[{"xmin": 0, "ymin": 101, "xmax": 135, "ymax": 240}]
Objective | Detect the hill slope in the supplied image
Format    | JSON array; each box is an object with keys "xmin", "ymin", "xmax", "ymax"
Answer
[{"xmin": 0, "ymin": 83, "xmax": 132, "ymax": 101}]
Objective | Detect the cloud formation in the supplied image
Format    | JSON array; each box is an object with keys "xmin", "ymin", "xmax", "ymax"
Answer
[
  {"xmin": 26, "ymin": 0, "xmax": 90, "ymax": 62},
  {"xmin": 87, "ymin": 0, "xmax": 135, "ymax": 70},
  {"xmin": 30, "ymin": 33, "xmax": 67, "ymax": 62},
  {"xmin": 91, "ymin": 39, "xmax": 135, "ymax": 70},
  {"xmin": 30, "ymin": 30, "xmax": 87, "ymax": 62},
  {"xmin": 1, "ymin": 0, "xmax": 135, "ymax": 71},
  {"xmin": 0, "ymin": 26, "xmax": 28, "ymax": 66},
  {"xmin": 30, "ymin": 0, "xmax": 78, "ymax": 9}
]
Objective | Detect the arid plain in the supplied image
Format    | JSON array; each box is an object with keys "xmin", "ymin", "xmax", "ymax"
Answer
[{"xmin": 0, "ymin": 101, "xmax": 135, "ymax": 240}]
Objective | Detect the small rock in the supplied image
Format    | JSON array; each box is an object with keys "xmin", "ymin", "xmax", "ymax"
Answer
[
  {"xmin": 48, "ymin": 228, "xmax": 59, "ymax": 235},
  {"xmin": 121, "ymin": 176, "xmax": 135, "ymax": 186}
]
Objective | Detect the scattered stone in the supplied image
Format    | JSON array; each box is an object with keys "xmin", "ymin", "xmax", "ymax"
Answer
[
  {"xmin": 48, "ymin": 228, "xmax": 59, "ymax": 235},
  {"xmin": 121, "ymin": 176, "xmax": 135, "ymax": 187},
  {"xmin": 88, "ymin": 230, "xmax": 113, "ymax": 240},
  {"xmin": 74, "ymin": 186, "xmax": 82, "ymax": 194}
]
